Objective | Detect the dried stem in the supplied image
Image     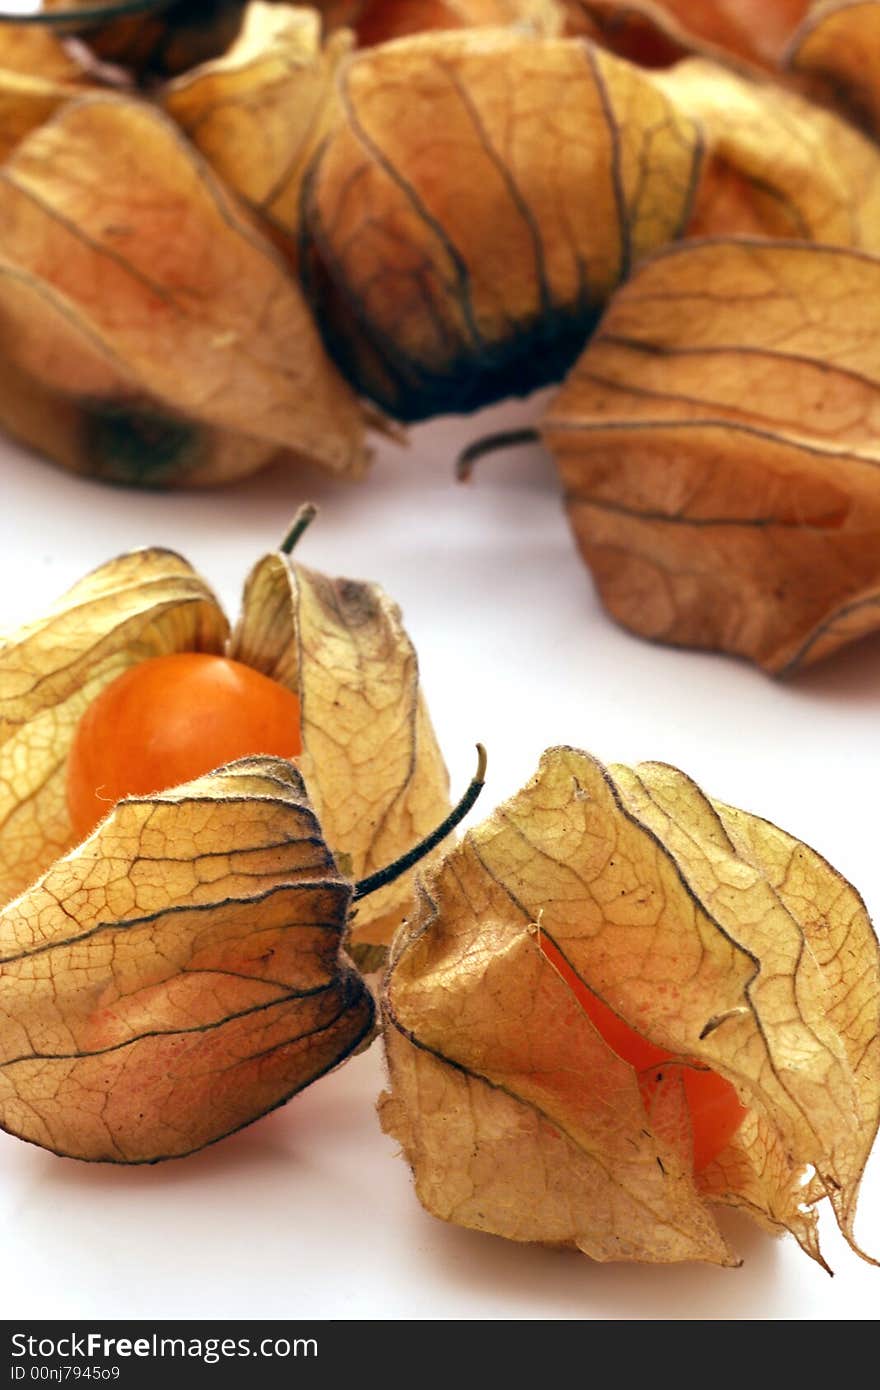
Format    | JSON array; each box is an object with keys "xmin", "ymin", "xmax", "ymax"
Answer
[
  {"xmin": 456, "ymin": 428, "xmax": 541, "ymax": 481},
  {"xmin": 280, "ymin": 503, "xmax": 318, "ymax": 555},
  {"xmin": 353, "ymin": 745, "xmax": 487, "ymax": 900}
]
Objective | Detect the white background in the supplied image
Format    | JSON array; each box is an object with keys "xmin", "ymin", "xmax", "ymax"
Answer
[{"xmin": 2, "ymin": 395, "xmax": 878, "ymax": 1320}]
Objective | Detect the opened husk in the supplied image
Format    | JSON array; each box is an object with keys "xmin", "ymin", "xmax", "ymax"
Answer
[
  {"xmin": 543, "ymin": 236, "xmax": 880, "ymax": 672},
  {"xmin": 0, "ymin": 529, "xmax": 453, "ymax": 1156},
  {"xmin": 302, "ymin": 28, "xmax": 702, "ymax": 420},
  {"xmin": 0, "ymin": 538, "xmax": 450, "ymax": 950},
  {"xmin": 230, "ymin": 550, "xmax": 451, "ymax": 946},
  {"xmin": 0, "ymin": 548, "xmax": 228, "ymax": 909},
  {"xmin": 381, "ymin": 747, "xmax": 880, "ymax": 1266}
]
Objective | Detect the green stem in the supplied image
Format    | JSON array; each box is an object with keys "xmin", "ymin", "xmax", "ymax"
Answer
[
  {"xmin": 456, "ymin": 428, "xmax": 541, "ymax": 482},
  {"xmin": 280, "ymin": 503, "xmax": 318, "ymax": 555},
  {"xmin": 353, "ymin": 744, "xmax": 487, "ymax": 901}
]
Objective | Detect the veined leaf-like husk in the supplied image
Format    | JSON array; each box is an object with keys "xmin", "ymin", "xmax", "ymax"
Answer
[
  {"xmin": 0, "ymin": 756, "xmax": 374, "ymax": 1162},
  {"xmin": 381, "ymin": 747, "xmax": 880, "ymax": 1266},
  {"xmin": 0, "ymin": 26, "xmax": 91, "ymax": 164},
  {"xmin": 0, "ymin": 94, "xmax": 368, "ymax": 486},
  {"xmin": 564, "ymin": 0, "xmax": 810, "ymax": 71},
  {"xmin": 0, "ymin": 548, "xmax": 228, "ymax": 909},
  {"xmin": 302, "ymin": 29, "xmax": 702, "ymax": 421},
  {"xmin": 231, "ymin": 551, "xmax": 451, "ymax": 946},
  {"xmin": 543, "ymin": 237, "xmax": 880, "ymax": 672},
  {"xmin": 0, "ymin": 541, "xmax": 450, "ymax": 950},
  {"xmin": 787, "ymin": 0, "xmax": 880, "ymax": 140},
  {"xmin": 162, "ymin": 3, "xmax": 352, "ymax": 255},
  {"xmin": 655, "ymin": 59, "xmax": 880, "ymax": 247},
  {"xmin": 340, "ymin": 0, "xmax": 564, "ymax": 45}
]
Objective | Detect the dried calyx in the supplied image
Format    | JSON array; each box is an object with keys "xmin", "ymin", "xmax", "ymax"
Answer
[
  {"xmin": 381, "ymin": 747, "xmax": 880, "ymax": 1269},
  {"xmin": 0, "ymin": 516, "xmax": 463, "ymax": 1161}
]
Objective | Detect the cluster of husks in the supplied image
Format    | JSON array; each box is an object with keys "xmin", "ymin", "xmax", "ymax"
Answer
[
  {"xmin": 1, "ymin": 0, "xmax": 880, "ymax": 1272},
  {"xmin": 5, "ymin": 2, "xmax": 880, "ymax": 667},
  {"xmin": 3, "ymin": 543, "xmax": 877, "ymax": 1266},
  {"xmin": 0, "ymin": 540, "xmax": 450, "ymax": 1159}
]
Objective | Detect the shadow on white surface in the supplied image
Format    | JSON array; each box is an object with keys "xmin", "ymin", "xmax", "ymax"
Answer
[
  {"xmin": 420, "ymin": 1205, "xmax": 786, "ymax": 1322},
  {"xmin": 3, "ymin": 405, "xmax": 879, "ymax": 1322}
]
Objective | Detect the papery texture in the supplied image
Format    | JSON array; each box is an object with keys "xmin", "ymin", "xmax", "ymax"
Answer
[
  {"xmin": 302, "ymin": 29, "xmax": 702, "ymax": 419},
  {"xmin": 0, "ymin": 94, "xmax": 367, "ymax": 485},
  {"xmin": 0, "ymin": 26, "xmax": 90, "ymax": 163},
  {"xmin": 163, "ymin": 3, "xmax": 351, "ymax": 253},
  {"xmin": 564, "ymin": 0, "xmax": 810, "ymax": 70},
  {"xmin": 0, "ymin": 757, "xmax": 373, "ymax": 1161},
  {"xmin": 543, "ymin": 237, "xmax": 880, "ymax": 671},
  {"xmin": 787, "ymin": 0, "xmax": 880, "ymax": 139},
  {"xmin": 655, "ymin": 59, "xmax": 880, "ymax": 246},
  {"xmin": 341, "ymin": 0, "xmax": 565, "ymax": 44},
  {"xmin": 381, "ymin": 747, "xmax": 880, "ymax": 1265},
  {"xmin": 0, "ymin": 549, "xmax": 227, "ymax": 908},
  {"xmin": 0, "ymin": 25, "xmax": 88, "ymax": 81},
  {"xmin": 231, "ymin": 552, "xmax": 450, "ymax": 945}
]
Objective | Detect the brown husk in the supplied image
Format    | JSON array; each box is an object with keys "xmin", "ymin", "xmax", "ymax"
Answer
[
  {"xmin": 787, "ymin": 0, "xmax": 880, "ymax": 140},
  {"xmin": 0, "ymin": 93, "xmax": 368, "ymax": 486},
  {"xmin": 0, "ymin": 548, "xmax": 228, "ymax": 908},
  {"xmin": 344, "ymin": 0, "xmax": 564, "ymax": 45},
  {"xmin": 563, "ymin": 0, "xmax": 810, "ymax": 72},
  {"xmin": 301, "ymin": 28, "xmax": 702, "ymax": 420},
  {"xmin": 381, "ymin": 747, "xmax": 880, "ymax": 1266},
  {"xmin": 0, "ymin": 539, "xmax": 450, "ymax": 946},
  {"xmin": 655, "ymin": 58, "xmax": 880, "ymax": 246},
  {"xmin": 230, "ymin": 549, "xmax": 451, "ymax": 946},
  {"xmin": 162, "ymin": 3, "xmax": 352, "ymax": 257},
  {"xmin": 543, "ymin": 236, "xmax": 880, "ymax": 672}
]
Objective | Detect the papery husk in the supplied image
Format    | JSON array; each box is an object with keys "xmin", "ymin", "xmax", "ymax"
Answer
[
  {"xmin": 560, "ymin": 0, "xmax": 694, "ymax": 67},
  {"xmin": 543, "ymin": 236, "xmax": 880, "ymax": 672},
  {"xmin": 381, "ymin": 747, "xmax": 880, "ymax": 1266},
  {"xmin": 655, "ymin": 58, "xmax": 880, "ymax": 247},
  {"xmin": 0, "ymin": 24, "xmax": 88, "ymax": 80},
  {"xmin": 333, "ymin": 0, "xmax": 564, "ymax": 45},
  {"xmin": 0, "ymin": 756, "xmax": 374, "ymax": 1162},
  {"xmin": 563, "ymin": 0, "xmax": 810, "ymax": 72},
  {"xmin": 0, "ymin": 70, "xmax": 82, "ymax": 166},
  {"xmin": 231, "ymin": 549, "xmax": 451, "ymax": 946},
  {"xmin": 0, "ymin": 537, "xmax": 449, "ymax": 953},
  {"xmin": 787, "ymin": 0, "xmax": 880, "ymax": 140},
  {"xmin": 0, "ymin": 22, "xmax": 92, "ymax": 164},
  {"xmin": 162, "ymin": 3, "xmax": 351, "ymax": 256},
  {"xmin": 301, "ymin": 28, "xmax": 702, "ymax": 421},
  {"xmin": 0, "ymin": 93, "xmax": 368, "ymax": 486},
  {"xmin": 0, "ymin": 548, "xmax": 228, "ymax": 908}
]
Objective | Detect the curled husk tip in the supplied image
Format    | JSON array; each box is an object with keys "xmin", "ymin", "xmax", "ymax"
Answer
[
  {"xmin": 381, "ymin": 746, "xmax": 880, "ymax": 1267},
  {"xmin": 0, "ymin": 536, "xmax": 450, "ymax": 1159}
]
